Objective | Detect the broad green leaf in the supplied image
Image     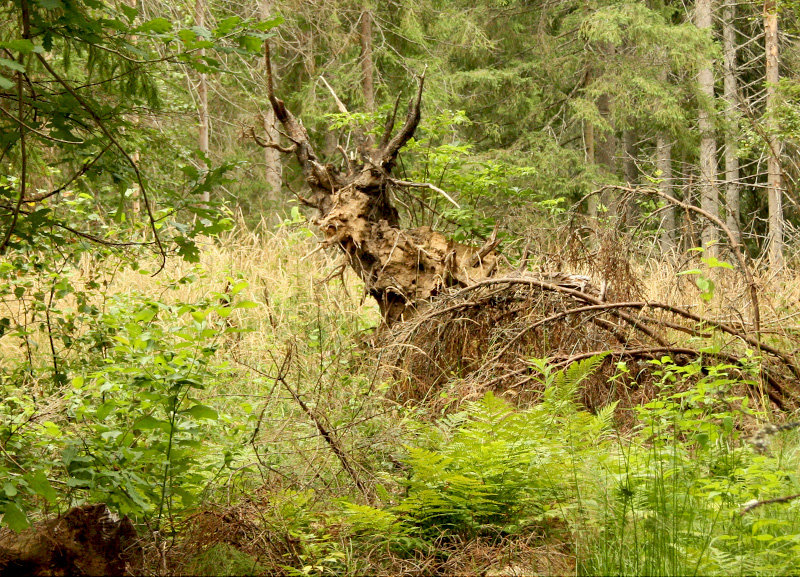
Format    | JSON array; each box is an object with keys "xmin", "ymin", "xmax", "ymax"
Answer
[
  {"xmin": 133, "ymin": 415, "xmax": 171, "ymax": 432},
  {"xmin": 0, "ymin": 75, "xmax": 14, "ymax": 90},
  {"xmin": 182, "ymin": 404, "xmax": 218, "ymax": 421},
  {"xmin": 214, "ymin": 16, "xmax": 241, "ymax": 36},
  {"xmin": 26, "ymin": 471, "xmax": 57, "ymax": 504},
  {"xmin": 138, "ymin": 18, "xmax": 172, "ymax": 34},
  {"xmin": 1, "ymin": 502, "xmax": 29, "ymax": 532},
  {"xmin": 0, "ymin": 58, "xmax": 24, "ymax": 73},
  {"xmin": 238, "ymin": 35, "xmax": 262, "ymax": 53},
  {"xmin": 120, "ymin": 3, "xmax": 138, "ymax": 22},
  {"xmin": 253, "ymin": 16, "xmax": 284, "ymax": 31},
  {"xmin": 0, "ymin": 39, "xmax": 41, "ymax": 54},
  {"xmin": 3, "ymin": 482, "xmax": 17, "ymax": 497},
  {"xmin": 231, "ymin": 280, "xmax": 248, "ymax": 295}
]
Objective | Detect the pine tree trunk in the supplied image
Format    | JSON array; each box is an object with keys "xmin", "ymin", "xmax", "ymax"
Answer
[
  {"xmin": 657, "ymin": 133, "xmax": 675, "ymax": 254},
  {"xmin": 764, "ymin": 0, "xmax": 783, "ymax": 268},
  {"xmin": 722, "ymin": 0, "xmax": 741, "ymax": 245},
  {"xmin": 195, "ymin": 0, "xmax": 210, "ymax": 204},
  {"xmin": 585, "ymin": 118, "xmax": 598, "ymax": 220},
  {"xmin": 260, "ymin": 0, "xmax": 281, "ymax": 203},
  {"xmin": 596, "ymin": 90, "xmax": 616, "ymax": 215},
  {"xmin": 623, "ymin": 129, "xmax": 638, "ymax": 226},
  {"xmin": 695, "ymin": 0, "xmax": 719, "ymax": 255},
  {"xmin": 360, "ymin": 8, "xmax": 375, "ymax": 114}
]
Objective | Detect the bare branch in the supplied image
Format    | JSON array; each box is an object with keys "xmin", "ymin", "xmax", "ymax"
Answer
[
  {"xmin": 381, "ymin": 67, "xmax": 426, "ymax": 169},
  {"xmin": 320, "ymin": 75, "xmax": 350, "ymax": 115},
  {"xmin": 741, "ymin": 493, "xmax": 800, "ymax": 514},
  {"xmin": 389, "ymin": 177, "xmax": 460, "ymax": 208},
  {"xmin": 247, "ymin": 125, "xmax": 296, "ymax": 153},
  {"xmin": 378, "ymin": 93, "xmax": 402, "ymax": 151}
]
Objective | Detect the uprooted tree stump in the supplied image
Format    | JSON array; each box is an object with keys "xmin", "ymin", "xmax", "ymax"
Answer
[
  {"xmin": 253, "ymin": 47, "xmax": 498, "ymax": 325},
  {"xmin": 252, "ymin": 49, "xmax": 800, "ymax": 412},
  {"xmin": 0, "ymin": 504, "xmax": 142, "ymax": 576}
]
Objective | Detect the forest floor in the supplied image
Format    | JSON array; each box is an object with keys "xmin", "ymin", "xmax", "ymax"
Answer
[{"xmin": 3, "ymin": 223, "xmax": 800, "ymax": 576}]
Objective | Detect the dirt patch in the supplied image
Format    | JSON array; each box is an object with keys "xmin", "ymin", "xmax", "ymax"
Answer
[{"xmin": 0, "ymin": 504, "xmax": 141, "ymax": 576}]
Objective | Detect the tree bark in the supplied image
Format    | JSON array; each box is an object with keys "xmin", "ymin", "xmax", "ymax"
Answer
[
  {"xmin": 359, "ymin": 7, "xmax": 376, "ymax": 149},
  {"xmin": 195, "ymin": 0, "xmax": 210, "ymax": 204},
  {"xmin": 585, "ymin": 118, "xmax": 598, "ymax": 220},
  {"xmin": 695, "ymin": 0, "xmax": 719, "ymax": 255},
  {"xmin": 764, "ymin": 0, "xmax": 783, "ymax": 269},
  {"xmin": 260, "ymin": 0, "xmax": 282, "ymax": 202},
  {"xmin": 360, "ymin": 8, "xmax": 375, "ymax": 114},
  {"xmin": 595, "ymin": 94, "xmax": 619, "ymax": 216},
  {"xmin": 623, "ymin": 129, "xmax": 638, "ymax": 226},
  {"xmin": 657, "ymin": 133, "xmax": 675, "ymax": 254},
  {"xmin": 722, "ymin": 0, "xmax": 741, "ymax": 245}
]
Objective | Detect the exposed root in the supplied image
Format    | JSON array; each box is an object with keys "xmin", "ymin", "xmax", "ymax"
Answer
[{"xmin": 378, "ymin": 273, "xmax": 799, "ymax": 416}]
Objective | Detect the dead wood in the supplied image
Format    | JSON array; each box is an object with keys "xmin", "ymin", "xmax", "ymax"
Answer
[
  {"xmin": 252, "ymin": 52, "xmax": 799, "ymax": 414},
  {"xmin": 256, "ymin": 47, "xmax": 497, "ymax": 324},
  {"xmin": 0, "ymin": 504, "xmax": 142, "ymax": 576},
  {"xmin": 377, "ymin": 274, "xmax": 798, "ymax": 415}
]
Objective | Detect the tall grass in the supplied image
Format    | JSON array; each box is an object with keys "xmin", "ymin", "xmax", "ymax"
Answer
[{"xmin": 4, "ymin": 222, "xmax": 800, "ymax": 575}]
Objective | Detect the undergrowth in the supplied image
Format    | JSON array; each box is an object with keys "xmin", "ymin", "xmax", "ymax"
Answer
[{"xmin": 2, "ymin": 225, "xmax": 800, "ymax": 576}]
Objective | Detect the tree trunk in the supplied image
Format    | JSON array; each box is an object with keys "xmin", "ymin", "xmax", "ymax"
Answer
[
  {"xmin": 657, "ymin": 133, "xmax": 675, "ymax": 254},
  {"xmin": 260, "ymin": 0, "xmax": 281, "ymax": 203},
  {"xmin": 360, "ymin": 8, "xmax": 375, "ymax": 114},
  {"xmin": 585, "ymin": 118, "xmax": 598, "ymax": 220},
  {"xmin": 623, "ymin": 129, "xmax": 638, "ymax": 226},
  {"xmin": 764, "ymin": 0, "xmax": 783, "ymax": 269},
  {"xmin": 722, "ymin": 0, "xmax": 741, "ymax": 245},
  {"xmin": 596, "ymin": 90, "xmax": 616, "ymax": 215},
  {"xmin": 196, "ymin": 0, "xmax": 210, "ymax": 204},
  {"xmin": 695, "ymin": 0, "xmax": 719, "ymax": 255}
]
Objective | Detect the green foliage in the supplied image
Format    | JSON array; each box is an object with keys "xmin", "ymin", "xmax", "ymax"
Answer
[
  {"xmin": 0, "ymin": 232, "xmax": 256, "ymax": 528},
  {"xmin": 342, "ymin": 355, "xmax": 614, "ymax": 547},
  {"xmin": 579, "ymin": 357, "xmax": 800, "ymax": 576}
]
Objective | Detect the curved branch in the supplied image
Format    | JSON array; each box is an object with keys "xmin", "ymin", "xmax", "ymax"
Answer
[
  {"xmin": 381, "ymin": 67, "xmax": 426, "ymax": 170},
  {"xmin": 595, "ymin": 184, "xmax": 761, "ymax": 338},
  {"xmin": 35, "ymin": 53, "xmax": 166, "ymax": 271}
]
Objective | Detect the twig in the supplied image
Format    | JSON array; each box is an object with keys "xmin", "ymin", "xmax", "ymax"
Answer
[
  {"xmin": 35, "ymin": 53, "xmax": 167, "ymax": 271},
  {"xmin": 389, "ymin": 178, "xmax": 460, "ymax": 208},
  {"xmin": 741, "ymin": 493, "xmax": 800, "ymax": 514}
]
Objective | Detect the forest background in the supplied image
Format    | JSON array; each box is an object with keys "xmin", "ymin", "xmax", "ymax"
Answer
[{"xmin": 3, "ymin": 0, "xmax": 800, "ymax": 575}]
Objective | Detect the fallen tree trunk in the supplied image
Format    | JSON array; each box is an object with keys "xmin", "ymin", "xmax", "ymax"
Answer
[{"xmin": 252, "ymin": 49, "xmax": 799, "ymax": 411}]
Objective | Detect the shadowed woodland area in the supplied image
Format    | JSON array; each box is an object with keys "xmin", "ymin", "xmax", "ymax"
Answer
[{"xmin": 3, "ymin": 0, "xmax": 800, "ymax": 575}]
